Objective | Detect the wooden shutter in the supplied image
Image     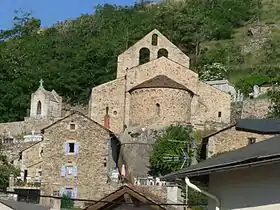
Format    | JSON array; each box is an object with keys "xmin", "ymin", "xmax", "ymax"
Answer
[
  {"xmin": 73, "ymin": 166, "xmax": 78, "ymax": 177},
  {"xmin": 74, "ymin": 143, "xmax": 79, "ymax": 154},
  {"xmin": 61, "ymin": 166, "xmax": 65, "ymax": 176},
  {"xmin": 59, "ymin": 187, "xmax": 65, "ymax": 196},
  {"xmin": 72, "ymin": 187, "xmax": 78, "ymax": 199},
  {"xmin": 64, "ymin": 143, "xmax": 68, "ymax": 153}
]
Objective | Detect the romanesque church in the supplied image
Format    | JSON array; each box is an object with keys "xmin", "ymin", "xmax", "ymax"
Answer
[{"xmin": 0, "ymin": 29, "xmax": 234, "ymax": 208}]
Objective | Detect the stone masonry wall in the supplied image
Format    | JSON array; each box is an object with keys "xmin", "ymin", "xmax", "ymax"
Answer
[
  {"xmin": 21, "ymin": 142, "xmax": 43, "ymax": 177},
  {"xmin": 129, "ymin": 88, "xmax": 192, "ymax": 127},
  {"xmin": 241, "ymin": 99, "xmax": 270, "ymax": 119},
  {"xmin": 192, "ymin": 82, "xmax": 231, "ymax": 125},
  {"xmin": 207, "ymin": 126, "xmax": 275, "ymax": 158},
  {"xmin": 40, "ymin": 113, "xmax": 115, "ymax": 202},
  {"xmin": 119, "ymin": 125, "xmax": 166, "ymax": 181},
  {"xmin": 89, "ymin": 78, "xmax": 126, "ymax": 133},
  {"xmin": 0, "ymin": 119, "xmax": 53, "ymax": 139},
  {"xmin": 117, "ymin": 29, "xmax": 190, "ymax": 78}
]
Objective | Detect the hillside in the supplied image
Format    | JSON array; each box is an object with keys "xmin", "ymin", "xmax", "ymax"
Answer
[{"xmin": 0, "ymin": 0, "xmax": 278, "ymax": 122}]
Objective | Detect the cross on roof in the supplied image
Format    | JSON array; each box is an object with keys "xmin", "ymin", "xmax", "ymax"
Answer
[{"xmin": 39, "ymin": 79, "xmax": 44, "ymax": 87}]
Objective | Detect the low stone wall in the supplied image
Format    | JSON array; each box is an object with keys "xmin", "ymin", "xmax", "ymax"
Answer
[{"xmin": 241, "ymin": 99, "xmax": 270, "ymax": 119}]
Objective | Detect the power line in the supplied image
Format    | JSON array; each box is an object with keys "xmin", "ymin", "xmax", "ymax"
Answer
[{"xmin": 0, "ymin": 189, "xmax": 207, "ymax": 206}]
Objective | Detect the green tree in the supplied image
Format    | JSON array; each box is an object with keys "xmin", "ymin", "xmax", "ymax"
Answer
[
  {"xmin": 0, "ymin": 1, "xmax": 259, "ymax": 123},
  {"xmin": 0, "ymin": 142, "xmax": 20, "ymax": 188},
  {"xmin": 268, "ymin": 82, "xmax": 280, "ymax": 118},
  {"xmin": 60, "ymin": 194, "xmax": 74, "ymax": 209},
  {"xmin": 149, "ymin": 124, "xmax": 195, "ymax": 176}
]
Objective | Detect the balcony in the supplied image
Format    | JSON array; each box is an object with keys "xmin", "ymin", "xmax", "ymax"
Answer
[{"xmin": 12, "ymin": 176, "xmax": 42, "ymax": 189}]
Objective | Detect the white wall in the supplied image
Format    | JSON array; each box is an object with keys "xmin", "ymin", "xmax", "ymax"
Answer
[{"xmin": 208, "ymin": 162, "xmax": 280, "ymax": 210}]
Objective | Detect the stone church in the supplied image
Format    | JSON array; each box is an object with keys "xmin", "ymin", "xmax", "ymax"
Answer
[{"xmin": 89, "ymin": 29, "xmax": 231, "ymax": 134}]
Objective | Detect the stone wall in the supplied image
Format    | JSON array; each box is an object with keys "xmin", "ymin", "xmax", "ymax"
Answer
[
  {"xmin": 40, "ymin": 112, "xmax": 118, "ymax": 202},
  {"xmin": 89, "ymin": 78, "xmax": 126, "ymax": 133},
  {"xmin": 193, "ymin": 82, "xmax": 231, "ymax": 125},
  {"xmin": 207, "ymin": 126, "xmax": 275, "ymax": 158},
  {"xmin": 0, "ymin": 119, "xmax": 53, "ymax": 140},
  {"xmin": 119, "ymin": 125, "xmax": 166, "ymax": 181},
  {"xmin": 117, "ymin": 29, "xmax": 190, "ymax": 78},
  {"xmin": 3, "ymin": 141, "xmax": 38, "ymax": 162},
  {"xmin": 21, "ymin": 142, "xmax": 43, "ymax": 177},
  {"xmin": 129, "ymin": 88, "xmax": 192, "ymax": 127},
  {"xmin": 241, "ymin": 99, "xmax": 270, "ymax": 119}
]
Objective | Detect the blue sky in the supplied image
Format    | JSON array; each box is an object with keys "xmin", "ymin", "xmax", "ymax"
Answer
[{"xmin": 0, "ymin": 0, "xmax": 137, "ymax": 30}]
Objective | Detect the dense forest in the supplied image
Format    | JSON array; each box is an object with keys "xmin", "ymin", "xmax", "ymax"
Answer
[{"xmin": 1, "ymin": 0, "xmax": 280, "ymax": 122}]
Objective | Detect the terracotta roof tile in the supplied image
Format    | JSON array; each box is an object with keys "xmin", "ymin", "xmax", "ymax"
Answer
[{"xmin": 129, "ymin": 75, "xmax": 192, "ymax": 93}]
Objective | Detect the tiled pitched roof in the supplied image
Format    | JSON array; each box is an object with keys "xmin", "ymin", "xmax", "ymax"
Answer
[
  {"xmin": 129, "ymin": 75, "xmax": 192, "ymax": 93},
  {"xmin": 84, "ymin": 185, "xmax": 176, "ymax": 210}
]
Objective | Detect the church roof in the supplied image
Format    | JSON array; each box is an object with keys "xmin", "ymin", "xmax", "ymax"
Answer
[
  {"xmin": 35, "ymin": 79, "xmax": 60, "ymax": 102},
  {"xmin": 128, "ymin": 75, "xmax": 192, "ymax": 93}
]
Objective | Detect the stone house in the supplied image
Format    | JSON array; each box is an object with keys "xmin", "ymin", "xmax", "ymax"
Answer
[
  {"xmin": 201, "ymin": 119, "xmax": 280, "ymax": 159},
  {"xmin": 14, "ymin": 141, "xmax": 43, "ymax": 184},
  {"xmin": 39, "ymin": 111, "xmax": 121, "ymax": 207},
  {"xmin": 89, "ymin": 29, "xmax": 232, "ymax": 134}
]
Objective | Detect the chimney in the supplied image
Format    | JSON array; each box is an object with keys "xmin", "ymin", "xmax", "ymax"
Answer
[{"xmin": 104, "ymin": 114, "xmax": 110, "ymax": 129}]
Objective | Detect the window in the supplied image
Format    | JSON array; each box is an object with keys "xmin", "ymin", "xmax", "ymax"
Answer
[
  {"xmin": 157, "ymin": 48, "xmax": 168, "ymax": 58},
  {"xmin": 36, "ymin": 101, "xmax": 42, "ymax": 118},
  {"xmin": 66, "ymin": 166, "xmax": 74, "ymax": 176},
  {"xmin": 65, "ymin": 188, "xmax": 73, "ymax": 198},
  {"xmin": 64, "ymin": 142, "xmax": 79, "ymax": 154},
  {"xmin": 248, "ymin": 137, "xmax": 256, "ymax": 145},
  {"xmin": 152, "ymin": 34, "xmax": 158, "ymax": 46},
  {"xmin": 70, "ymin": 123, "xmax": 75, "ymax": 130},
  {"xmin": 106, "ymin": 106, "xmax": 109, "ymax": 115},
  {"xmin": 218, "ymin": 112, "xmax": 222, "ymax": 118},
  {"xmin": 156, "ymin": 103, "xmax": 160, "ymax": 116},
  {"xmin": 59, "ymin": 187, "xmax": 77, "ymax": 199},
  {"xmin": 61, "ymin": 165, "xmax": 77, "ymax": 177},
  {"xmin": 69, "ymin": 143, "xmax": 75, "ymax": 153},
  {"xmin": 139, "ymin": 48, "xmax": 150, "ymax": 65}
]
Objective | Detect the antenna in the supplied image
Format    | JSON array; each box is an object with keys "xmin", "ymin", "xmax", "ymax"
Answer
[{"xmin": 162, "ymin": 139, "xmax": 190, "ymax": 169}]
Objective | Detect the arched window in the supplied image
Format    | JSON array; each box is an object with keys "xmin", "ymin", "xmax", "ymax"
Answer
[
  {"xmin": 156, "ymin": 103, "xmax": 160, "ymax": 116},
  {"xmin": 36, "ymin": 101, "xmax": 42, "ymax": 118},
  {"xmin": 157, "ymin": 48, "xmax": 168, "ymax": 58},
  {"xmin": 139, "ymin": 48, "xmax": 150, "ymax": 65},
  {"xmin": 106, "ymin": 106, "xmax": 109, "ymax": 115},
  {"xmin": 152, "ymin": 34, "xmax": 158, "ymax": 46}
]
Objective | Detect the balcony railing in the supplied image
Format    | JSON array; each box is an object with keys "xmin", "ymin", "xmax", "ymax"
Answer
[{"xmin": 14, "ymin": 180, "xmax": 41, "ymax": 188}]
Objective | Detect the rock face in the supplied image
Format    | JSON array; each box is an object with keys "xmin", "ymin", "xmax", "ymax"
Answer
[{"xmin": 242, "ymin": 24, "xmax": 272, "ymax": 54}]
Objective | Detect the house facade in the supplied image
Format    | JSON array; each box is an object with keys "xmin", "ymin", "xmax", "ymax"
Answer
[
  {"xmin": 201, "ymin": 119, "xmax": 280, "ymax": 159},
  {"xmin": 28, "ymin": 112, "xmax": 121, "ymax": 206}
]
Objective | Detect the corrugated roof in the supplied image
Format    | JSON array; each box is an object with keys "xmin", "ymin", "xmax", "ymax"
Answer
[
  {"xmin": 236, "ymin": 119, "xmax": 280, "ymax": 134},
  {"xmin": 128, "ymin": 75, "xmax": 192, "ymax": 93},
  {"xmin": 161, "ymin": 135, "xmax": 280, "ymax": 180}
]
